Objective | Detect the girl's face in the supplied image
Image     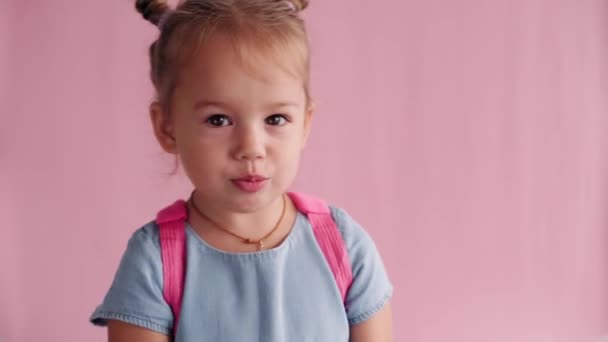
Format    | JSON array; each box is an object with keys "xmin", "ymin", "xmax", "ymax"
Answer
[{"xmin": 152, "ymin": 33, "xmax": 312, "ymax": 213}]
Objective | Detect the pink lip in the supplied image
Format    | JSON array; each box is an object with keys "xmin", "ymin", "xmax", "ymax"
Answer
[
  {"xmin": 233, "ymin": 174, "xmax": 268, "ymax": 182},
  {"xmin": 231, "ymin": 174, "xmax": 269, "ymax": 193}
]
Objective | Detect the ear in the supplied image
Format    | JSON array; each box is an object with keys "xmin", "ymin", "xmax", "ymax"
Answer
[
  {"xmin": 301, "ymin": 101, "xmax": 315, "ymax": 148},
  {"xmin": 150, "ymin": 101, "xmax": 178, "ymax": 154}
]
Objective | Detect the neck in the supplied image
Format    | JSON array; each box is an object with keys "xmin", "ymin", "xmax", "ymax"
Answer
[{"xmin": 189, "ymin": 191, "xmax": 291, "ymax": 240}]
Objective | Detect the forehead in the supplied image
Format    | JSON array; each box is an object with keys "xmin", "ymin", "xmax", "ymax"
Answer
[{"xmin": 175, "ymin": 33, "xmax": 305, "ymax": 102}]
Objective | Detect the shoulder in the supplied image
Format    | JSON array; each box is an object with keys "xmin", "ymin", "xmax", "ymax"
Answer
[
  {"xmin": 131, "ymin": 220, "xmax": 162, "ymax": 247},
  {"xmin": 121, "ymin": 220, "xmax": 163, "ymax": 263},
  {"xmin": 329, "ymin": 206, "xmax": 378, "ymax": 255},
  {"xmin": 113, "ymin": 220, "xmax": 164, "ymax": 284},
  {"xmin": 102, "ymin": 220, "xmax": 167, "ymax": 299},
  {"xmin": 328, "ymin": 205, "xmax": 385, "ymax": 281},
  {"xmin": 328, "ymin": 205, "xmax": 394, "ymax": 325},
  {"xmin": 89, "ymin": 220, "xmax": 173, "ymax": 332}
]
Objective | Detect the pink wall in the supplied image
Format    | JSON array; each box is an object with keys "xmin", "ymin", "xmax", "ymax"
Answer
[{"xmin": 1, "ymin": 0, "xmax": 606, "ymax": 341}]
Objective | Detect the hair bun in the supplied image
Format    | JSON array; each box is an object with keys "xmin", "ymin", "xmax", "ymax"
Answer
[
  {"xmin": 135, "ymin": 0, "xmax": 170, "ymax": 26},
  {"xmin": 290, "ymin": 0, "xmax": 309, "ymax": 11}
]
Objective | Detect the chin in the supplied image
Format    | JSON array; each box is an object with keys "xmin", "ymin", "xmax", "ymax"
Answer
[{"xmin": 229, "ymin": 190, "xmax": 283, "ymax": 213}]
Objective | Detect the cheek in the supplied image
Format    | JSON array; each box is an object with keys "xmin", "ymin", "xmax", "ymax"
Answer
[
  {"xmin": 274, "ymin": 122, "xmax": 307, "ymax": 144},
  {"xmin": 179, "ymin": 140, "xmax": 225, "ymax": 173},
  {"xmin": 273, "ymin": 140, "xmax": 303, "ymax": 175},
  {"xmin": 277, "ymin": 149, "xmax": 302, "ymax": 186},
  {"xmin": 271, "ymin": 130, "xmax": 303, "ymax": 153}
]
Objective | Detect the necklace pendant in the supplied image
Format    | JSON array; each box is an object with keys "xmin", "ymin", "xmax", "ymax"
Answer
[{"xmin": 258, "ymin": 240, "xmax": 264, "ymax": 251}]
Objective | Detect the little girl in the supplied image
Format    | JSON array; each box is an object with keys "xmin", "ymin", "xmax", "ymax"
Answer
[{"xmin": 90, "ymin": 0, "xmax": 393, "ymax": 341}]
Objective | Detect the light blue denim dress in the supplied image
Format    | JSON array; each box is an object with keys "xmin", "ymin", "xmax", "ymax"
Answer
[{"xmin": 90, "ymin": 206, "xmax": 393, "ymax": 341}]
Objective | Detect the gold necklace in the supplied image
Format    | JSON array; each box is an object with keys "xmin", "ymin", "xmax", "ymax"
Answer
[{"xmin": 188, "ymin": 191, "xmax": 287, "ymax": 251}]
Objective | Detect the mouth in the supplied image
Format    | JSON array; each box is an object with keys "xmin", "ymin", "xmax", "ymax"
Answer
[
  {"xmin": 231, "ymin": 174, "xmax": 269, "ymax": 193},
  {"xmin": 232, "ymin": 174, "xmax": 269, "ymax": 182}
]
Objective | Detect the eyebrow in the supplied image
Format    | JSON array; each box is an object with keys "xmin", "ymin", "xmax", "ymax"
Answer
[{"xmin": 193, "ymin": 100, "xmax": 298, "ymax": 111}]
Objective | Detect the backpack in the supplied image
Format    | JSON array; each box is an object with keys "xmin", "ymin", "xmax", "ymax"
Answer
[{"xmin": 155, "ymin": 191, "xmax": 353, "ymax": 336}]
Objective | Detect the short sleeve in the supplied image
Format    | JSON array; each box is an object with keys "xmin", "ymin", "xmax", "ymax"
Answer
[
  {"xmin": 89, "ymin": 223, "xmax": 173, "ymax": 335},
  {"xmin": 331, "ymin": 207, "xmax": 393, "ymax": 325}
]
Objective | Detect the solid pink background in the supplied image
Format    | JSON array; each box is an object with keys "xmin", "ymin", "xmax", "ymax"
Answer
[{"xmin": 1, "ymin": 0, "xmax": 607, "ymax": 341}]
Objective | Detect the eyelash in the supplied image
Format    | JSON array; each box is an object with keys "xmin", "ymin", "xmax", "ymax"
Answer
[{"xmin": 205, "ymin": 114, "xmax": 291, "ymax": 127}]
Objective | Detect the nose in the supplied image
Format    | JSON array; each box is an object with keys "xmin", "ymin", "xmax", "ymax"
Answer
[{"xmin": 232, "ymin": 124, "xmax": 266, "ymax": 161}]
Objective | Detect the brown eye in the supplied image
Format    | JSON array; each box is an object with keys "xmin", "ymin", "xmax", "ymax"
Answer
[
  {"xmin": 265, "ymin": 114, "xmax": 288, "ymax": 126},
  {"xmin": 206, "ymin": 114, "xmax": 232, "ymax": 127}
]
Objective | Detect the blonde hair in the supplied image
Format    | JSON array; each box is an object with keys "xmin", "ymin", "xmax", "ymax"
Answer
[{"xmin": 135, "ymin": 0, "xmax": 312, "ymax": 112}]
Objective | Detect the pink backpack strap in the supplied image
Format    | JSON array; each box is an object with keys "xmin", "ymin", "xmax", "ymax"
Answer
[
  {"xmin": 287, "ymin": 192, "xmax": 353, "ymax": 302},
  {"xmin": 156, "ymin": 199, "xmax": 188, "ymax": 337}
]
